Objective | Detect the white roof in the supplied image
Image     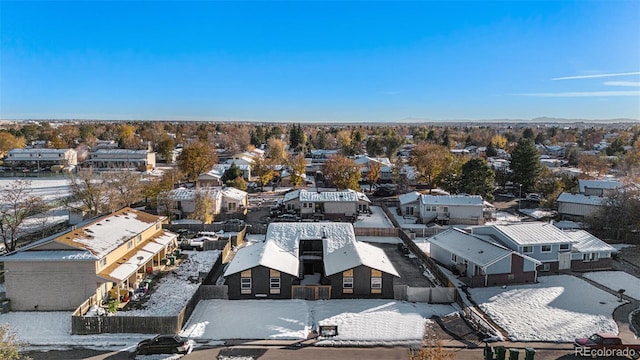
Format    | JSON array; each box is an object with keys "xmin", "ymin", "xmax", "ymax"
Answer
[
  {"xmin": 421, "ymin": 194, "xmax": 483, "ymax": 206},
  {"xmin": 579, "ymin": 179, "xmax": 622, "ymax": 193},
  {"xmin": 490, "ymin": 222, "xmax": 576, "ymax": 246},
  {"xmin": 66, "ymin": 209, "xmax": 162, "ymax": 258},
  {"xmin": 224, "ymin": 222, "xmax": 398, "ymax": 278},
  {"xmin": 285, "ymin": 189, "xmax": 370, "ymax": 203},
  {"xmin": 168, "ymin": 187, "xmax": 222, "ymax": 202},
  {"xmin": 428, "ymin": 228, "xmax": 537, "ymax": 268},
  {"xmin": 8, "ymin": 148, "xmax": 73, "ymax": 154},
  {"xmin": 1, "ymin": 250, "xmax": 96, "ymax": 261},
  {"xmin": 564, "ymin": 230, "xmax": 618, "ymax": 253},
  {"xmin": 221, "ymin": 187, "xmax": 248, "ymax": 202},
  {"xmin": 557, "ymin": 192, "xmax": 605, "ymax": 206},
  {"xmin": 399, "ymin": 192, "xmax": 421, "ymax": 205},
  {"xmin": 108, "ymin": 248, "xmax": 156, "ymax": 282},
  {"xmin": 91, "ymin": 149, "xmax": 149, "ymax": 155},
  {"xmin": 354, "ymin": 156, "xmax": 392, "ymax": 166}
]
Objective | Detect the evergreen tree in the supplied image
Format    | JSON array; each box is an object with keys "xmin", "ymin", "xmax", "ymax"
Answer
[
  {"xmin": 485, "ymin": 141, "xmax": 498, "ymax": 157},
  {"xmin": 522, "ymin": 128, "xmax": 535, "ymax": 140},
  {"xmin": 460, "ymin": 158, "xmax": 496, "ymax": 201},
  {"xmin": 222, "ymin": 163, "xmax": 243, "ymax": 183},
  {"xmin": 509, "ymin": 138, "xmax": 541, "ymax": 194}
]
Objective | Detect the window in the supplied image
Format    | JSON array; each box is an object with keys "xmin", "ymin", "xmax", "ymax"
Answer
[
  {"xmin": 451, "ymin": 254, "xmax": 457, "ymax": 263},
  {"xmin": 343, "ymin": 269, "xmax": 354, "ymax": 294},
  {"xmin": 405, "ymin": 207, "xmax": 414, "ymax": 215},
  {"xmin": 507, "ymin": 274, "xmax": 515, "ymax": 280},
  {"xmin": 99, "ymin": 258, "xmax": 107, "ymax": 268},
  {"xmin": 127, "ymin": 240, "xmax": 133, "ymax": 249},
  {"xmin": 270, "ymin": 269, "xmax": 280, "ymax": 294},
  {"xmin": 541, "ymin": 245, "xmax": 552, "ymax": 253},
  {"xmin": 541, "ymin": 263, "xmax": 551, "ymax": 271},
  {"xmin": 522, "ymin": 246, "xmax": 533, "ymax": 254},
  {"xmin": 559, "ymin": 244, "xmax": 570, "ymax": 251},
  {"xmin": 583, "ymin": 253, "xmax": 599, "ymax": 262},
  {"xmin": 371, "ymin": 269, "xmax": 382, "ymax": 294},
  {"xmin": 241, "ymin": 269, "xmax": 252, "ymax": 294},
  {"xmin": 136, "ymin": 235, "xmax": 142, "ymax": 244},
  {"xmin": 228, "ymin": 203, "xmax": 237, "ymax": 211},
  {"xmin": 156, "ymin": 223, "xmax": 161, "ymax": 230}
]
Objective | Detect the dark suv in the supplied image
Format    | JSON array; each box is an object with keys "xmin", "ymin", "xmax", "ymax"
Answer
[{"xmin": 136, "ymin": 334, "xmax": 192, "ymax": 355}]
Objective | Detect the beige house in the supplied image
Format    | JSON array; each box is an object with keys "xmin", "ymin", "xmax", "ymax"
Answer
[
  {"xmin": 1, "ymin": 208, "xmax": 177, "ymax": 311},
  {"xmin": 86, "ymin": 148, "xmax": 156, "ymax": 171},
  {"xmin": 283, "ymin": 189, "xmax": 370, "ymax": 221},
  {"xmin": 163, "ymin": 187, "xmax": 249, "ymax": 219}
]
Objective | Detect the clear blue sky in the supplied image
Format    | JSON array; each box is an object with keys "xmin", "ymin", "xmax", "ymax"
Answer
[{"xmin": 1, "ymin": 1, "xmax": 639, "ymax": 122}]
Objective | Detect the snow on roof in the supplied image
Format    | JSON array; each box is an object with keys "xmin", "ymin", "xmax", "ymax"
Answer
[
  {"xmin": 221, "ymin": 187, "xmax": 248, "ymax": 201},
  {"xmin": 579, "ymin": 179, "xmax": 622, "ymax": 193},
  {"xmin": 55, "ymin": 208, "xmax": 164, "ymax": 258},
  {"xmin": 286, "ymin": 189, "xmax": 369, "ymax": 203},
  {"xmin": 1, "ymin": 250, "xmax": 96, "ymax": 261},
  {"xmin": 91, "ymin": 149, "xmax": 150, "ymax": 154},
  {"xmin": 107, "ymin": 247, "xmax": 156, "ymax": 282},
  {"xmin": 491, "ymin": 222, "xmax": 576, "ymax": 246},
  {"xmin": 428, "ymin": 228, "xmax": 534, "ymax": 268},
  {"xmin": 399, "ymin": 191, "xmax": 421, "ymax": 205},
  {"xmin": 225, "ymin": 222, "xmax": 399, "ymax": 278},
  {"xmin": 564, "ymin": 230, "xmax": 618, "ymax": 253},
  {"xmin": 354, "ymin": 156, "xmax": 392, "ymax": 166},
  {"xmin": 421, "ymin": 194, "xmax": 483, "ymax": 206},
  {"xmin": 557, "ymin": 192, "xmax": 605, "ymax": 206},
  {"xmin": 224, "ymin": 240, "xmax": 300, "ymax": 277},
  {"xmin": 9, "ymin": 148, "xmax": 72, "ymax": 154}
]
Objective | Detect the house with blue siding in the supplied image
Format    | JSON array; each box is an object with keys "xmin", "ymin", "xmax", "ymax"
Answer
[{"xmin": 428, "ymin": 228, "xmax": 540, "ymax": 287}]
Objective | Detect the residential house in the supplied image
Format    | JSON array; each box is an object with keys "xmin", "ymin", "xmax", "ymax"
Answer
[
  {"xmin": 563, "ymin": 230, "xmax": 617, "ymax": 271},
  {"xmin": 163, "ymin": 187, "xmax": 248, "ymax": 220},
  {"xmin": 163, "ymin": 188, "xmax": 223, "ymax": 220},
  {"xmin": 398, "ymin": 191, "xmax": 421, "ymax": 217},
  {"xmin": 1, "ymin": 208, "xmax": 177, "ymax": 311},
  {"xmin": 556, "ymin": 192, "xmax": 605, "ymax": 220},
  {"xmin": 578, "ymin": 179, "xmax": 622, "ymax": 197},
  {"xmin": 354, "ymin": 156, "xmax": 393, "ymax": 182},
  {"xmin": 428, "ymin": 228, "xmax": 540, "ymax": 287},
  {"xmin": 223, "ymin": 222, "xmax": 399, "ymax": 300},
  {"xmin": 4, "ymin": 148, "xmax": 78, "ymax": 170},
  {"xmin": 199, "ymin": 163, "xmax": 252, "ymax": 184},
  {"xmin": 282, "ymin": 189, "xmax": 371, "ymax": 221},
  {"xmin": 470, "ymin": 222, "xmax": 615, "ymax": 272},
  {"xmin": 220, "ymin": 187, "xmax": 249, "ymax": 215},
  {"xmin": 86, "ymin": 148, "xmax": 156, "ymax": 171},
  {"xmin": 419, "ymin": 195, "xmax": 485, "ymax": 225}
]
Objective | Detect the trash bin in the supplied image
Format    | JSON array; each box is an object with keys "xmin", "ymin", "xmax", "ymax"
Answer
[
  {"xmin": 524, "ymin": 348, "xmax": 535, "ymax": 360},
  {"xmin": 168, "ymin": 256, "xmax": 176, "ymax": 265},
  {"xmin": 483, "ymin": 345, "xmax": 494, "ymax": 360},
  {"xmin": 174, "ymin": 249, "xmax": 181, "ymax": 257},
  {"xmin": 494, "ymin": 346, "xmax": 506, "ymax": 360},
  {"xmin": 509, "ymin": 348, "xmax": 519, "ymax": 360}
]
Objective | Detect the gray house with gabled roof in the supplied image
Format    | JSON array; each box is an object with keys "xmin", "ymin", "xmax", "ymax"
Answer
[
  {"xmin": 223, "ymin": 222, "xmax": 399, "ymax": 300},
  {"xmin": 428, "ymin": 228, "xmax": 540, "ymax": 287}
]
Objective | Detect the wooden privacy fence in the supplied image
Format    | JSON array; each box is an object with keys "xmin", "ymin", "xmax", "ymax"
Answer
[
  {"xmin": 353, "ymin": 227, "xmax": 400, "ymax": 237},
  {"xmin": 291, "ymin": 285, "xmax": 331, "ymax": 300},
  {"xmin": 393, "ymin": 285, "xmax": 456, "ymax": 303}
]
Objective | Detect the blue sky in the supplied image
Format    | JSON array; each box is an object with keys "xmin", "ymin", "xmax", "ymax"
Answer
[{"xmin": 1, "ymin": 1, "xmax": 639, "ymax": 122}]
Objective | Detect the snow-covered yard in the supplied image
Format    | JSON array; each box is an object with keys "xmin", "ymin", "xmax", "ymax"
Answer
[
  {"xmin": 469, "ymin": 275, "xmax": 620, "ymax": 342},
  {"xmin": 353, "ymin": 206, "xmax": 394, "ymax": 228},
  {"xmin": 120, "ymin": 250, "xmax": 221, "ymax": 316},
  {"xmin": 0, "ymin": 177, "xmax": 72, "ymax": 203},
  {"xmin": 181, "ymin": 299, "xmax": 457, "ymax": 346},
  {"xmin": 583, "ymin": 271, "xmax": 640, "ymax": 301}
]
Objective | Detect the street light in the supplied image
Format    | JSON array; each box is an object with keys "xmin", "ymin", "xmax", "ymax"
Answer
[{"xmin": 518, "ymin": 184, "xmax": 522, "ymax": 212}]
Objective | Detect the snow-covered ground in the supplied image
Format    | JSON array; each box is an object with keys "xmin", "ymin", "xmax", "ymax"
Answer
[
  {"xmin": 518, "ymin": 208, "xmax": 555, "ymax": 220},
  {"xmin": 469, "ymin": 275, "xmax": 620, "ymax": 342},
  {"xmin": 120, "ymin": 250, "xmax": 221, "ymax": 316},
  {"xmin": 353, "ymin": 206, "xmax": 394, "ymax": 228},
  {"xmin": 583, "ymin": 271, "xmax": 640, "ymax": 301},
  {"xmin": 181, "ymin": 299, "xmax": 457, "ymax": 346},
  {"xmin": 356, "ymin": 236, "xmax": 402, "ymax": 244},
  {"xmin": 485, "ymin": 211, "xmax": 522, "ymax": 225},
  {"xmin": 0, "ymin": 177, "xmax": 72, "ymax": 203}
]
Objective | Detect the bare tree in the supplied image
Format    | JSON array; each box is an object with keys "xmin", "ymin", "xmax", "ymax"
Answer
[
  {"xmin": 66, "ymin": 168, "xmax": 108, "ymax": 217},
  {"xmin": 0, "ymin": 179, "xmax": 45, "ymax": 253},
  {"xmin": 103, "ymin": 170, "xmax": 143, "ymax": 212}
]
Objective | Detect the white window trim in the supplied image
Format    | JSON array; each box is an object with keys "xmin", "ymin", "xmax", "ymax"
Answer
[
  {"xmin": 241, "ymin": 278, "xmax": 252, "ymax": 294},
  {"xmin": 451, "ymin": 254, "xmax": 457, "ymax": 263},
  {"xmin": 541, "ymin": 245, "xmax": 552, "ymax": 253},
  {"xmin": 522, "ymin": 246, "xmax": 533, "ymax": 254},
  {"xmin": 343, "ymin": 277, "xmax": 354, "ymax": 289},
  {"xmin": 559, "ymin": 244, "xmax": 570, "ymax": 251},
  {"xmin": 371, "ymin": 277, "xmax": 382, "ymax": 289}
]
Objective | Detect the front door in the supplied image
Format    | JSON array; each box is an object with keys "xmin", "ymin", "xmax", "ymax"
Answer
[{"xmin": 558, "ymin": 252, "xmax": 571, "ymax": 270}]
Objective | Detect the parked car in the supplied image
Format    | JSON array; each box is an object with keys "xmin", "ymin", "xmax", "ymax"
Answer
[
  {"xmin": 224, "ymin": 219, "xmax": 245, "ymax": 225},
  {"xmin": 574, "ymin": 333, "xmax": 640, "ymax": 359},
  {"xmin": 136, "ymin": 334, "xmax": 193, "ymax": 355}
]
